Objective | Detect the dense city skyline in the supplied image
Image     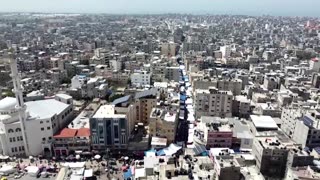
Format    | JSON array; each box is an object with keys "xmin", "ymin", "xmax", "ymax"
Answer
[{"xmin": 0, "ymin": 0, "xmax": 320, "ymax": 17}]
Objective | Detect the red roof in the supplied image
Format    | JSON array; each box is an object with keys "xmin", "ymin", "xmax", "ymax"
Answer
[
  {"xmin": 76, "ymin": 128, "xmax": 90, "ymax": 137},
  {"xmin": 54, "ymin": 128, "xmax": 77, "ymax": 138}
]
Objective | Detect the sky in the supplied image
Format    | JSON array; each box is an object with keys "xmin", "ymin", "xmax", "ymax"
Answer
[{"xmin": 0, "ymin": 0, "xmax": 319, "ymax": 17}]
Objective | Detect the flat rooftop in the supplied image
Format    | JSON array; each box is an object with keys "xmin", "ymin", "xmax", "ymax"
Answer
[
  {"xmin": 215, "ymin": 155, "xmax": 240, "ymax": 168},
  {"xmin": 250, "ymin": 115, "xmax": 278, "ymax": 129},
  {"xmin": 92, "ymin": 105, "xmax": 126, "ymax": 119}
]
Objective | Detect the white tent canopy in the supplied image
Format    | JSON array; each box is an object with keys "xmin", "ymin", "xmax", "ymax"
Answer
[{"xmin": 162, "ymin": 144, "xmax": 182, "ymax": 156}]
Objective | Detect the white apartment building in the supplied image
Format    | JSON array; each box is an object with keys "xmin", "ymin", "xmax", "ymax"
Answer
[
  {"xmin": 194, "ymin": 87, "xmax": 233, "ymax": 118},
  {"xmin": 292, "ymin": 110, "xmax": 320, "ymax": 148},
  {"xmin": 310, "ymin": 58, "xmax": 320, "ymax": 72},
  {"xmin": 220, "ymin": 45, "xmax": 231, "ymax": 58},
  {"xmin": 281, "ymin": 107, "xmax": 304, "ymax": 138},
  {"xmin": 130, "ymin": 70, "xmax": 151, "ymax": 86}
]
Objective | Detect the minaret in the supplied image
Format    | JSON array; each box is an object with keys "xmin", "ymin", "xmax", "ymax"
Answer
[{"xmin": 9, "ymin": 52, "xmax": 30, "ymax": 156}]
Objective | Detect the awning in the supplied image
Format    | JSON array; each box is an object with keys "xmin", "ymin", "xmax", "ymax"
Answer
[{"xmin": 193, "ymin": 144, "xmax": 207, "ymax": 156}]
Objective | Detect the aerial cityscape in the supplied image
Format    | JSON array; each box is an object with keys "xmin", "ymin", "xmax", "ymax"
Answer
[{"xmin": 1, "ymin": 1, "xmax": 320, "ymax": 180}]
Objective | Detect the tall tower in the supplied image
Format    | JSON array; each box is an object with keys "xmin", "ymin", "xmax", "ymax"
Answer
[{"xmin": 9, "ymin": 52, "xmax": 30, "ymax": 156}]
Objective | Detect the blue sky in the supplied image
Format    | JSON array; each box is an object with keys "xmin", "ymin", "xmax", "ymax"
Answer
[{"xmin": 0, "ymin": 0, "xmax": 319, "ymax": 17}]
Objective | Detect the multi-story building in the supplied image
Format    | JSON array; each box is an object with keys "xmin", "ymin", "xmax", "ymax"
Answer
[
  {"xmin": 90, "ymin": 105, "xmax": 128, "ymax": 150},
  {"xmin": 161, "ymin": 42, "xmax": 177, "ymax": 56},
  {"xmin": 311, "ymin": 73, "xmax": 320, "ymax": 88},
  {"xmin": 130, "ymin": 70, "xmax": 152, "ymax": 87},
  {"xmin": 112, "ymin": 95, "xmax": 136, "ymax": 138},
  {"xmin": 232, "ymin": 95, "xmax": 251, "ymax": 118},
  {"xmin": 310, "ymin": 57, "xmax": 320, "ymax": 72},
  {"xmin": 148, "ymin": 108, "xmax": 178, "ymax": 144},
  {"xmin": 213, "ymin": 155, "xmax": 241, "ymax": 180},
  {"xmin": 164, "ymin": 67, "xmax": 180, "ymax": 82},
  {"xmin": 194, "ymin": 87, "xmax": 233, "ymax": 118},
  {"xmin": 196, "ymin": 116, "xmax": 233, "ymax": 148},
  {"xmin": 53, "ymin": 128, "xmax": 90, "ymax": 156},
  {"xmin": 252, "ymin": 136, "xmax": 290, "ymax": 178},
  {"xmin": 134, "ymin": 88, "xmax": 158, "ymax": 124},
  {"xmin": 292, "ymin": 111, "xmax": 320, "ymax": 148},
  {"xmin": 263, "ymin": 75, "xmax": 279, "ymax": 90},
  {"xmin": 281, "ymin": 107, "xmax": 304, "ymax": 138},
  {"xmin": 220, "ymin": 45, "xmax": 231, "ymax": 59}
]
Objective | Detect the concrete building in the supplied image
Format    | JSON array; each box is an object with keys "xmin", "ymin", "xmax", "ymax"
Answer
[
  {"xmin": 311, "ymin": 73, "xmax": 320, "ymax": 88},
  {"xmin": 90, "ymin": 105, "xmax": 128, "ymax": 150},
  {"xmin": 164, "ymin": 67, "xmax": 180, "ymax": 82},
  {"xmin": 281, "ymin": 108, "xmax": 304, "ymax": 138},
  {"xmin": 252, "ymin": 136, "xmax": 290, "ymax": 178},
  {"xmin": 249, "ymin": 115, "xmax": 278, "ymax": 136},
  {"xmin": 232, "ymin": 96, "xmax": 251, "ymax": 118},
  {"xmin": 112, "ymin": 95, "xmax": 136, "ymax": 138},
  {"xmin": 196, "ymin": 117, "xmax": 233, "ymax": 148},
  {"xmin": 53, "ymin": 128, "xmax": 90, "ymax": 156},
  {"xmin": 310, "ymin": 57, "xmax": 320, "ymax": 72},
  {"xmin": 263, "ymin": 75, "xmax": 279, "ymax": 90},
  {"xmin": 220, "ymin": 45, "xmax": 231, "ymax": 59},
  {"xmin": 130, "ymin": 70, "xmax": 152, "ymax": 87},
  {"xmin": 134, "ymin": 88, "xmax": 158, "ymax": 125},
  {"xmin": 148, "ymin": 108, "xmax": 178, "ymax": 144},
  {"xmin": 194, "ymin": 87, "xmax": 233, "ymax": 118},
  {"xmin": 161, "ymin": 42, "xmax": 177, "ymax": 56},
  {"xmin": 213, "ymin": 155, "xmax": 241, "ymax": 180},
  {"xmin": 292, "ymin": 111, "xmax": 320, "ymax": 148}
]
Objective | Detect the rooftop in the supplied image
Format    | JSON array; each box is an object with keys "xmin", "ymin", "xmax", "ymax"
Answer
[
  {"xmin": 250, "ymin": 115, "xmax": 278, "ymax": 129},
  {"xmin": 26, "ymin": 99, "xmax": 70, "ymax": 119},
  {"xmin": 54, "ymin": 128, "xmax": 77, "ymax": 138},
  {"xmin": 92, "ymin": 105, "xmax": 126, "ymax": 119}
]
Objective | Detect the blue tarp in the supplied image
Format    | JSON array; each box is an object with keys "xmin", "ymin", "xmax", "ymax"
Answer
[
  {"xmin": 144, "ymin": 149, "xmax": 156, "ymax": 156},
  {"xmin": 180, "ymin": 95, "xmax": 186, "ymax": 101},
  {"xmin": 156, "ymin": 149, "xmax": 166, "ymax": 156},
  {"xmin": 124, "ymin": 168, "xmax": 132, "ymax": 179}
]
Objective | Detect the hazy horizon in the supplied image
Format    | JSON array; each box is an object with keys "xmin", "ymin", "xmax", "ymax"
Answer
[{"xmin": 0, "ymin": 0, "xmax": 319, "ymax": 17}]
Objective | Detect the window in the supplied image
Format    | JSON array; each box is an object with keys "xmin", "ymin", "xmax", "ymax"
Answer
[
  {"xmin": 47, "ymin": 127, "xmax": 51, "ymax": 130},
  {"xmin": 16, "ymin": 128, "xmax": 21, "ymax": 132},
  {"xmin": 8, "ymin": 129, "xmax": 14, "ymax": 133},
  {"xmin": 21, "ymin": 146, "xmax": 24, "ymax": 151},
  {"xmin": 40, "ymin": 121, "xmax": 43, "ymax": 124},
  {"xmin": 11, "ymin": 148, "xmax": 14, "ymax": 153},
  {"xmin": 18, "ymin": 147, "xmax": 21, "ymax": 151},
  {"xmin": 9, "ymin": 138, "xmax": 12, "ymax": 142},
  {"xmin": 20, "ymin": 136, "xmax": 23, "ymax": 141},
  {"xmin": 17, "ymin": 136, "xmax": 20, "ymax": 141},
  {"xmin": 42, "ymin": 138, "xmax": 46, "ymax": 141},
  {"xmin": 12, "ymin": 137, "xmax": 15, "ymax": 142},
  {"xmin": 41, "ymin": 128, "xmax": 44, "ymax": 131},
  {"xmin": 14, "ymin": 147, "xmax": 17, "ymax": 152}
]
